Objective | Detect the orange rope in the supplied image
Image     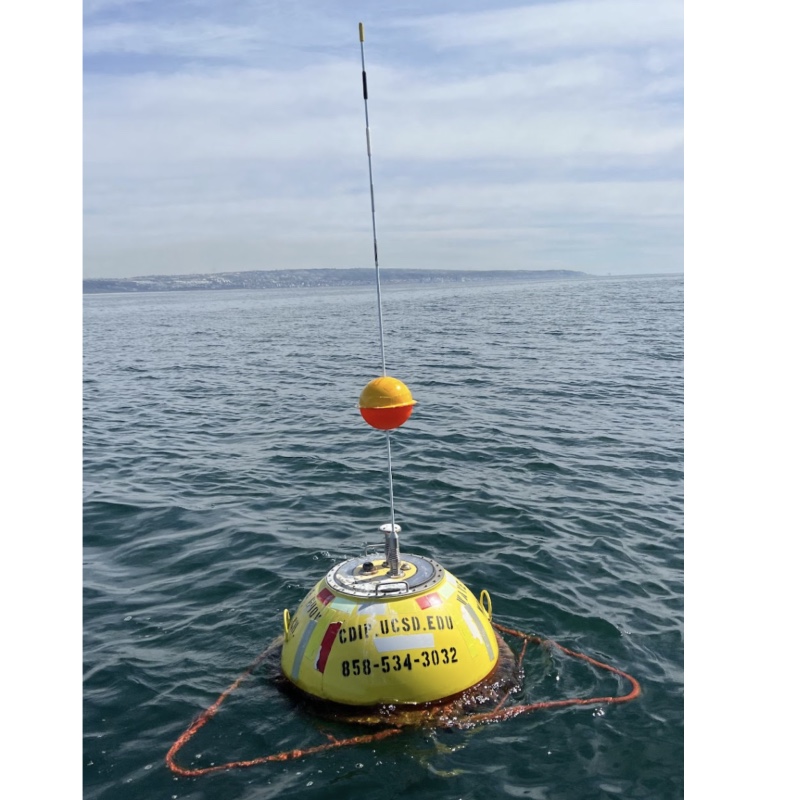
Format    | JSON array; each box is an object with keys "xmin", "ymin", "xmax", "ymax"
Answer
[
  {"xmin": 165, "ymin": 621, "xmax": 640, "ymax": 776},
  {"xmin": 168, "ymin": 726, "xmax": 402, "ymax": 777},
  {"xmin": 165, "ymin": 642, "xmax": 403, "ymax": 777},
  {"xmin": 456, "ymin": 621, "xmax": 642, "ymax": 728}
]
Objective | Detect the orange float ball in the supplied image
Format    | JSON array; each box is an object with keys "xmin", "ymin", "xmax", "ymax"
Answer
[{"xmin": 358, "ymin": 376, "xmax": 417, "ymax": 430}]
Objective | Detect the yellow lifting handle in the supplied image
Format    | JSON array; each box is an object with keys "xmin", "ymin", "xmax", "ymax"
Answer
[
  {"xmin": 283, "ymin": 608, "xmax": 291, "ymax": 641},
  {"xmin": 479, "ymin": 589, "xmax": 492, "ymax": 621}
]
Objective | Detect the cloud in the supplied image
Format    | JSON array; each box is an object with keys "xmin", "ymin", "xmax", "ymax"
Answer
[
  {"xmin": 83, "ymin": 1, "xmax": 683, "ymax": 278},
  {"xmin": 395, "ymin": 0, "xmax": 683, "ymax": 52},
  {"xmin": 84, "ymin": 20, "xmax": 265, "ymax": 60},
  {"xmin": 84, "ymin": 0, "xmax": 151, "ymax": 14}
]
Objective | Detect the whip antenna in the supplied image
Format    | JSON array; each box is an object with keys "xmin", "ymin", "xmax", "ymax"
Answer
[
  {"xmin": 357, "ymin": 22, "xmax": 407, "ymax": 575},
  {"xmin": 358, "ymin": 21, "xmax": 387, "ymax": 377}
]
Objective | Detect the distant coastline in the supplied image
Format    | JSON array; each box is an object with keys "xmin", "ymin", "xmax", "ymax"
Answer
[{"xmin": 83, "ymin": 267, "xmax": 590, "ymax": 294}]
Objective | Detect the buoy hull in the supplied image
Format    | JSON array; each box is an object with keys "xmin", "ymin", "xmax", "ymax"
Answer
[{"xmin": 280, "ymin": 564, "xmax": 498, "ymax": 706}]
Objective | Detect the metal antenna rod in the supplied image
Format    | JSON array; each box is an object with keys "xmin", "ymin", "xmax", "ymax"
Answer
[
  {"xmin": 384, "ymin": 434, "xmax": 399, "ymax": 575},
  {"xmin": 359, "ymin": 21, "xmax": 387, "ymax": 378},
  {"xmin": 359, "ymin": 22, "xmax": 400, "ymax": 576}
]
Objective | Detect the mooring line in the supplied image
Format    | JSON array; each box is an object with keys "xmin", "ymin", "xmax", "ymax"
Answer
[
  {"xmin": 450, "ymin": 621, "xmax": 642, "ymax": 728},
  {"xmin": 165, "ymin": 621, "xmax": 640, "ymax": 776}
]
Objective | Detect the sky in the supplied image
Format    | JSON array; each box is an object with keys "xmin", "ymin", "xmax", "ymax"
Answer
[{"xmin": 83, "ymin": 0, "xmax": 684, "ymax": 278}]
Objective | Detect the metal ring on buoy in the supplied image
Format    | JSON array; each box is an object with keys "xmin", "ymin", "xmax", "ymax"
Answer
[{"xmin": 479, "ymin": 589, "xmax": 492, "ymax": 621}]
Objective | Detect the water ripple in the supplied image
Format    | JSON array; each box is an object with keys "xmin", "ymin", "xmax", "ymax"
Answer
[{"xmin": 84, "ymin": 276, "xmax": 683, "ymax": 800}]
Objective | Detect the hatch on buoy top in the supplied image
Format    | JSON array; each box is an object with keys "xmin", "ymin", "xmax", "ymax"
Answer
[{"xmin": 326, "ymin": 552, "xmax": 443, "ymax": 598}]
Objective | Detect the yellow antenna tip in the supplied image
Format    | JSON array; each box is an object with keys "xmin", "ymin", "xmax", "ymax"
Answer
[{"xmin": 359, "ymin": 22, "xmax": 365, "ymax": 42}]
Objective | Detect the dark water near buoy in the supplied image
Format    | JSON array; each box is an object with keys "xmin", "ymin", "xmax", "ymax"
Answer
[{"xmin": 83, "ymin": 275, "xmax": 683, "ymax": 799}]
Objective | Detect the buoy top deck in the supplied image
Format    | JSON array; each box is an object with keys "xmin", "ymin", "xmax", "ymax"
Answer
[{"xmin": 326, "ymin": 553, "xmax": 444, "ymax": 599}]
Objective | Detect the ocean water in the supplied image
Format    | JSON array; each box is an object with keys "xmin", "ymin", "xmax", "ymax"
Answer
[{"xmin": 83, "ymin": 274, "xmax": 683, "ymax": 799}]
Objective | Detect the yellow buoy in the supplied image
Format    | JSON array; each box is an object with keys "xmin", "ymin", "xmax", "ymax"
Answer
[{"xmin": 280, "ymin": 552, "xmax": 497, "ymax": 705}]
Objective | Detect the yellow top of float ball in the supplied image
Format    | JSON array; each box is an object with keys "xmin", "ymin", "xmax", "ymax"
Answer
[{"xmin": 359, "ymin": 376, "xmax": 417, "ymax": 409}]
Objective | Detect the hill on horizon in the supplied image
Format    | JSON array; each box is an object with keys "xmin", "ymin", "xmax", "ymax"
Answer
[{"xmin": 83, "ymin": 267, "xmax": 590, "ymax": 293}]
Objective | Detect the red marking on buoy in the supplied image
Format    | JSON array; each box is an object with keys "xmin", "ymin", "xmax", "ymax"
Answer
[
  {"xmin": 316, "ymin": 622, "xmax": 342, "ymax": 673},
  {"xmin": 317, "ymin": 588, "xmax": 335, "ymax": 606},
  {"xmin": 416, "ymin": 592, "xmax": 443, "ymax": 610}
]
